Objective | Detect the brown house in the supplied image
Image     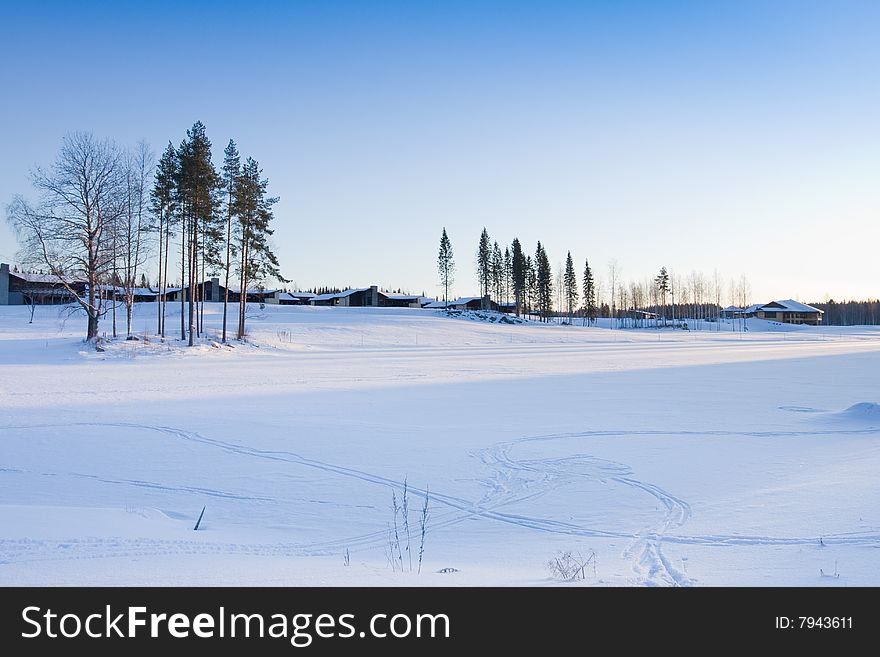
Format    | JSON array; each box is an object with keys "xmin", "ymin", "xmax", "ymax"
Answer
[{"xmin": 753, "ymin": 300, "xmax": 824, "ymax": 325}]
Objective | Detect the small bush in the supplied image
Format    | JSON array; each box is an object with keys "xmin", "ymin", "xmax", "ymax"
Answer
[{"xmin": 547, "ymin": 550, "xmax": 596, "ymax": 581}]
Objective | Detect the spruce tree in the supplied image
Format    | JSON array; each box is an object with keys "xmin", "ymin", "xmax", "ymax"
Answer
[
  {"xmin": 491, "ymin": 241, "xmax": 503, "ymax": 305},
  {"xmin": 583, "ymin": 258, "xmax": 596, "ymax": 325},
  {"xmin": 476, "ymin": 227, "xmax": 491, "ymax": 307},
  {"xmin": 438, "ymin": 227, "xmax": 455, "ymax": 309},
  {"xmin": 563, "ymin": 251, "xmax": 578, "ymax": 322},
  {"xmin": 511, "ymin": 238, "xmax": 526, "ymax": 316},
  {"xmin": 503, "ymin": 247, "xmax": 512, "ymax": 307},
  {"xmin": 535, "ymin": 242, "xmax": 553, "ymax": 322},
  {"xmin": 525, "ymin": 255, "xmax": 536, "ymax": 317}
]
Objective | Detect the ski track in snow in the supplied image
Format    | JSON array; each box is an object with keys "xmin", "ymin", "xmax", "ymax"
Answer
[{"xmin": 3, "ymin": 421, "xmax": 880, "ymax": 585}]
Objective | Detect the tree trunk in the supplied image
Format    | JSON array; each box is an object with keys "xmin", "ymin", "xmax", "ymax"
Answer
[
  {"xmin": 222, "ymin": 209, "xmax": 232, "ymax": 343},
  {"xmin": 238, "ymin": 239, "xmax": 249, "ymax": 339},
  {"xmin": 188, "ymin": 215, "xmax": 197, "ymax": 347},
  {"xmin": 87, "ymin": 312, "xmax": 99, "ymax": 341},
  {"xmin": 87, "ymin": 269, "xmax": 99, "ymax": 341},
  {"xmin": 198, "ymin": 221, "xmax": 205, "ymax": 336},
  {"xmin": 180, "ymin": 213, "xmax": 186, "ymax": 341},
  {"xmin": 161, "ymin": 217, "xmax": 170, "ymax": 337},
  {"xmin": 157, "ymin": 212, "xmax": 164, "ymax": 335}
]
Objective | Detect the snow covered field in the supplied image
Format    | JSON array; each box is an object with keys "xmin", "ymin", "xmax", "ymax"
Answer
[{"xmin": 1, "ymin": 303, "xmax": 879, "ymax": 586}]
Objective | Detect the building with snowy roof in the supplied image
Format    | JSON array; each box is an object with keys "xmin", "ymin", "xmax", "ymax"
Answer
[
  {"xmin": 264, "ymin": 291, "xmax": 316, "ymax": 305},
  {"xmin": 0, "ymin": 264, "xmax": 86, "ymax": 305},
  {"xmin": 310, "ymin": 286, "xmax": 422, "ymax": 308},
  {"xmin": 752, "ymin": 300, "xmax": 824, "ymax": 325},
  {"xmin": 423, "ymin": 296, "xmax": 501, "ymax": 311}
]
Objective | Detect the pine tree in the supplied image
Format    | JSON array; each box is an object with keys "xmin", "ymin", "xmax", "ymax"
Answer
[
  {"xmin": 491, "ymin": 241, "xmax": 503, "ymax": 305},
  {"xmin": 221, "ymin": 139, "xmax": 240, "ymax": 343},
  {"xmin": 151, "ymin": 142, "xmax": 178, "ymax": 337},
  {"xmin": 234, "ymin": 157, "xmax": 285, "ymax": 339},
  {"xmin": 511, "ymin": 238, "xmax": 526, "ymax": 316},
  {"xmin": 583, "ymin": 258, "xmax": 596, "ymax": 325},
  {"xmin": 535, "ymin": 242, "xmax": 553, "ymax": 322},
  {"xmin": 176, "ymin": 121, "xmax": 222, "ymax": 346},
  {"xmin": 525, "ymin": 255, "xmax": 536, "ymax": 317},
  {"xmin": 503, "ymin": 247, "xmax": 512, "ymax": 307},
  {"xmin": 563, "ymin": 251, "xmax": 578, "ymax": 322},
  {"xmin": 438, "ymin": 227, "xmax": 454, "ymax": 309},
  {"xmin": 655, "ymin": 266, "xmax": 670, "ymax": 326},
  {"xmin": 476, "ymin": 227, "xmax": 491, "ymax": 307}
]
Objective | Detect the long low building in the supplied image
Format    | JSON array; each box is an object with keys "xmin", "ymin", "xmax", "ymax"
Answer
[
  {"xmin": 311, "ymin": 286, "xmax": 422, "ymax": 308},
  {"xmin": 0, "ymin": 266, "xmax": 310, "ymax": 307},
  {"xmin": 721, "ymin": 299, "xmax": 824, "ymax": 325},
  {"xmin": 424, "ymin": 296, "xmax": 501, "ymax": 311},
  {"xmin": 0, "ymin": 264, "xmax": 85, "ymax": 305},
  {"xmin": 265, "ymin": 291, "xmax": 316, "ymax": 305},
  {"xmin": 752, "ymin": 300, "xmax": 824, "ymax": 325}
]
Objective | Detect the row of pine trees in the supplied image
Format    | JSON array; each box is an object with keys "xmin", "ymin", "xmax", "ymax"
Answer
[
  {"xmin": 151, "ymin": 122, "xmax": 284, "ymax": 345},
  {"xmin": 438, "ymin": 227, "xmax": 597, "ymax": 322}
]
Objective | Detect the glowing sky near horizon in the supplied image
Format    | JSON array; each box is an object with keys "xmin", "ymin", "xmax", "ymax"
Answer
[{"xmin": 1, "ymin": 0, "xmax": 877, "ymax": 302}]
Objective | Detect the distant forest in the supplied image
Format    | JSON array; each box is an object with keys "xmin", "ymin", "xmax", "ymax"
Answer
[{"xmin": 808, "ymin": 300, "xmax": 880, "ymax": 326}]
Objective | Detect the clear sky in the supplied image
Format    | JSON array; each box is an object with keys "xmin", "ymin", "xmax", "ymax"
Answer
[{"xmin": 1, "ymin": 0, "xmax": 877, "ymax": 303}]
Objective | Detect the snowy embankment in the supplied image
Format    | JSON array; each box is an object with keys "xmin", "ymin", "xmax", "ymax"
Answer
[{"xmin": 1, "ymin": 303, "xmax": 879, "ymax": 586}]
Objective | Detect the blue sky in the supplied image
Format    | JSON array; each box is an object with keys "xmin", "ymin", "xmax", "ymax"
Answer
[{"xmin": 1, "ymin": 1, "xmax": 878, "ymax": 302}]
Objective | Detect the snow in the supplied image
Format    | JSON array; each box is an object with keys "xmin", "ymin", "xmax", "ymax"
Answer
[
  {"xmin": 8, "ymin": 271, "xmax": 85, "ymax": 284},
  {"xmin": 311, "ymin": 288, "xmax": 369, "ymax": 302},
  {"xmin": 1, "ymin": 303, "xmax": 879, "ymax": 586},
  {"xmin": 759, "ymin": 299, "xmax": 824, "ymax": 314},
  {"xmin": 276, "ymin": 292, "xmax": 317, "ymax": 301}
]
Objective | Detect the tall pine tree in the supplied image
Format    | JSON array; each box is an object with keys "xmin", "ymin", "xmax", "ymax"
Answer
[
  {"xmin": 221, "ymin": 139, "xmax": 240, "ymax": 343},
  {"xmin": 503, "ymin": 247, "xmax": 512, "ymax": 307},
  {"xmin": 176, "ymin": 121, "xmax": 222, "ymax": 346},
  {"xmin": 476, "ymin": 227, "xmax": 491, "ymax": 307},
  {"xmin": 525, "ymin": 255, "xmax": 536, "ymax": 317},
  {"xmin": 535, "ymin": 242, "xmax": 553, "ymax": 322},
  {"xmin": 563, "ymin": 251, "xmax": 578, "ymax": 322},
  {"xmin": 655, "ymin": 266, "xmax": 670, "ymax": 325},
  {"xmin": 583, "ymin": 258, "xmax": 596, "ymax": 325},
  {"xmin": 150, "ymin": 142, "xmax": 178, "ymax": 337},
  {"xmin": 438, "ymin": 227, "xmax": 455, "ymax": 309},
  {"xmin": 491, "ymin": 241, "xmax": 503, "ymax": 305},
  {"xmin": 234, "ymin": 157, "xmax": 285, "ymax": 339},
  {"xmin": 511, "ymin": 238, "xmax": 526, "ymax": 316}
]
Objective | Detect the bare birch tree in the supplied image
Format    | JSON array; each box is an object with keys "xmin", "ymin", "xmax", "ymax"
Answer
[
  {"xmin": 6, "ymin": 133, "xmax": 123, "ymax": 342},
  {"xmin": 118, "ymin": 142, "xmax": 154, "ymax": 337}
]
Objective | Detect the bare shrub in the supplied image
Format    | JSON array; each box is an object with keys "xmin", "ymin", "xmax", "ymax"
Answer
[{"xmin": 547, "ymin": 550, "xmax": 596, "ymax": 581}]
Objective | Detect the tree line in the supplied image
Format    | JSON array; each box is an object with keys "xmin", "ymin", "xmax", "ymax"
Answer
[
  {"xmin": 809, "ymin": 299, "xmax": 880, "ymax": 326},
  {"xmin": 6, "ymin": 123, "xmax": 284, "ymax": 344},
  {"xmin": 436, "ymin": 227, "xmax": 775, "ymax": 330},
  {"xmin": 439, "ymin": 227, "xmax": 596, "ymax": 322}
]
